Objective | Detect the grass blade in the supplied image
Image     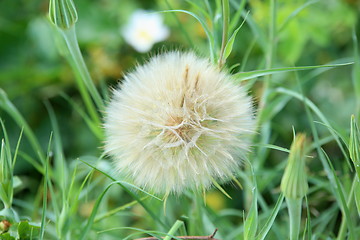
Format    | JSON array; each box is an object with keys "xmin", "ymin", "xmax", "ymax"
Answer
[
  {"xmin": 234, "ymin": 62, "xmax": 353, "ymax": 81},
  {"xmin": 256, "ymin": 193, "xmax": 285, "ymax": 240}
]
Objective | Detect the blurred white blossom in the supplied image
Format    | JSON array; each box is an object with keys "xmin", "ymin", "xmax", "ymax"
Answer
[{"xmin": 121, "ymin": 10, "xmax": 169, "ymax": 52}]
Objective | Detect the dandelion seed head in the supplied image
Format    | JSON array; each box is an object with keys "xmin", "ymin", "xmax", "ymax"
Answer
[{"xmin": 105, "ymin": 51, "xmax": 255, "ymax": 195}]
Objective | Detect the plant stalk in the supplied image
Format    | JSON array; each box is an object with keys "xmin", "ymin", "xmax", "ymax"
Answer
[
  {"xmin": 219, "ymin": 0, "xmax": 230, "ymax": 68},
  {"xmin": 286, "ymin": 197, "xmax": 302, "ymax": 240},
  {"xmin": 59, "ymin": 27, "xmax": 104, "ymax": 125}
]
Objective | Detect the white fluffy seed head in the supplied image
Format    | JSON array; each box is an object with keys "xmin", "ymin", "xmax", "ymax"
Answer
[{"xmin": 104, "ymin": 51, "xmax": 255, "ymax": 195}]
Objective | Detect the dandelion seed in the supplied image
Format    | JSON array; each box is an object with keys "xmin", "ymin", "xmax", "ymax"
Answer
[
  {"xmin": 121, "ymin": 10, "xmax": 169, "ymax": 53},
  {"xmin": 104, "ymin": 51, "xmax": 255, "ymax": 195}
]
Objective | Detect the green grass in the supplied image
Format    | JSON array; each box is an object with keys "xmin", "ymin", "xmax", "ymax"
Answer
[{"xmin": 0, "ymin": 0, "xmax": 359, "ymax": 239}]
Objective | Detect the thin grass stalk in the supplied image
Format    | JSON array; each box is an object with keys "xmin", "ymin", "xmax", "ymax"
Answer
[{"xmin": 218, "ymin": 0, "xmax": 229, "ymax": 68}]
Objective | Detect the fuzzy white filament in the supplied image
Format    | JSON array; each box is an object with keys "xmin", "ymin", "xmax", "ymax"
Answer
[{"xmin": 105, "ymin": 52, "xmax": 255, "ymax": 195}]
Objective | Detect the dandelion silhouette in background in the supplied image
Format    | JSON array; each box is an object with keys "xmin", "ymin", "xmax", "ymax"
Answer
[
  {"xmin": 104, "ymin": 52, "xmax": 255, "ymax": 196},
  {"xmin": 121, "ymin": 10, "xmax": 169, "ymax": 52}
]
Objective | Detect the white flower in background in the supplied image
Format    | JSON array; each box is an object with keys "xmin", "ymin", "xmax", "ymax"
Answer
[
  {"xmin": 104, "ymin": 52, "xmax": 255, "ymax": 195},
  {"xmin": 121, "ymin": 10, "xmax": 170, "ymax": 52}
]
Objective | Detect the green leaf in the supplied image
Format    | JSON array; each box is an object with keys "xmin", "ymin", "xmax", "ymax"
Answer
[
  {"xmin": 0, "ymin": 233, "xmax": 15, "ymax": 240},
  {"xmin": 17, "ymin": 221, "xmax": 40, "ymax": 239},
  {"xmin": 223, "ymin": 12, "xmax": 248, "ymax": 61},
  {"xmin": 255, "ymin": 194, "xmax": 285, "ymax": 240},
  {"xmin": 234, "ymin": 62, "xmax": 353, "ymax": 81},
  {"xmin": 244, "ymin": 167, "xmax": 258, "ymax": 240}
]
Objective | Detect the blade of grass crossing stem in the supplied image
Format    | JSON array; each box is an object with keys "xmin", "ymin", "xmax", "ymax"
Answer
[
  {"xmin": 255, "ymin": 193, "xmax": 285, "ymax": 240},
  {"xmin": 160, "ymin": 10, "xmax": 215, "ymax": 63},
  {"xmin": 321, "ymin": 149, "xmax": 355, "ymax": 240},
  {"xmin": 244, "ymin": 167, "xmax": 258, "ymax": 240},
  {"xmin": 164, "ymin": 220, "xmax": 184, "ymax": 240},
  {"xmin": 0, "ymin": 89, "xmax": 45, "ymax": 163},
  {"xmin": 275, "ymin": 88, "xmax": 351, "ymax": 168},
  {"xmin": 40, "ymin": 133, "xmax": 53, "ymax": 240},
  {"xmin": 94, "ymin": 197, "xmax": 148, "ymax": 223},
  {"xmin": 314, "ymin": 121, "xmax": 349, "ymax": 151},
  {"xmin": 80, "ymin": 158, "xmax": 167, "ymax": 228},
  {"xmin": 234, "ymin": 62, "xmax": 354, "ymax": 81}
]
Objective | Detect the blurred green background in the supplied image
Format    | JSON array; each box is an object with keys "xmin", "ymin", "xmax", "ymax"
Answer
[{"xmin": 0, "ymin": 0, "xmax": 359, "ymax": 238}]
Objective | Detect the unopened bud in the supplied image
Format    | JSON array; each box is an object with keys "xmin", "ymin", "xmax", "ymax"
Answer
[
  {"xmin": 281, "ymin": 134, "xmax": 309, "ymax": 199},
  {"xmin": 49, "ymin": 0, "xmax": 78, "ymax": 30}
]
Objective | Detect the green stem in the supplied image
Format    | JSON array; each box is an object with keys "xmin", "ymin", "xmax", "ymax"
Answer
[
  {"xmin": 286, "ymin": 198, "xmax": 302, "ymax": 240},
  {"xmin": 164, "ymin": 220, "xmax": 184, "ymax": 240},
  {"xmin": 337, "ymin": 175, "xmax": 356, "ymax": 240},
  {"xmin": 60, "ymin": 27, "xmax": 104, "ymax": 125},
  {"xmin": 189, "ymin": 192, "xmax": 204, "ymax": 235},
  {"xmin": 94, "ymin": 197, "xmax": 148, "ymax": 223},
  {"xmin": 259, "ymin": 0, "xmax": 276, "ymax": 109},
  {"xmin": 218, "ymin": 0, "xmax": 229, "ymax": 68}
]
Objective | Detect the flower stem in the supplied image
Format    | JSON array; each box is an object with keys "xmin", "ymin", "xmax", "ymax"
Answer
[
  {"xmin": 59, "ymin": 27, "xmax": 104, "ymax": 126},
  {"xmin": 163, "ymin": 220, "xmax": 184, "ymax": 240},
  {"xmin": 286, "ymin": 197, "xmax": 302, "ymax": 240}
]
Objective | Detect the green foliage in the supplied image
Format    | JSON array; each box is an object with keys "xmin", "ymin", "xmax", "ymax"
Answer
[{"xmin": 0, "ymin": 0, "xmax": 359, "ymax": 239}]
